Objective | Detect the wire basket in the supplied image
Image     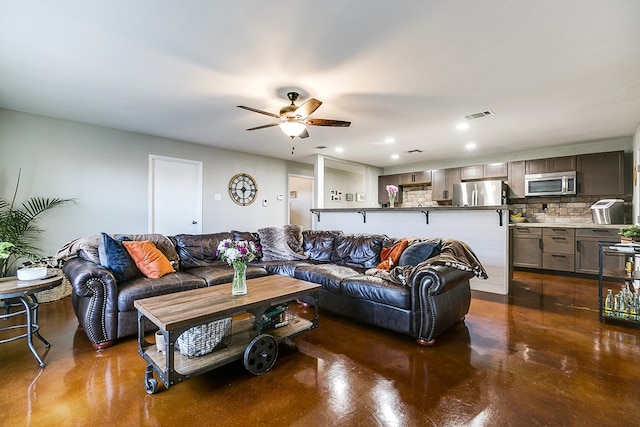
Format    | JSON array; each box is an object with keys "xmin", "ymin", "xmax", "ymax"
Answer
[{"xmin": 175, "ymin": 317, "xmax": 232, "ymax": 358}]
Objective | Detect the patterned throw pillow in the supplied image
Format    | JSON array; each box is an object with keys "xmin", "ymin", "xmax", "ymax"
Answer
[
  {"xmin": 97, "ymin": 233, "xmax": 141, "ymax": 282},
  {"xmin": 122, "ymin": 240, "xmax": 175, "ymax": 279},
  {"xmin": 376, "ymin": 238, "xmax": 409, "ymax": 270}
]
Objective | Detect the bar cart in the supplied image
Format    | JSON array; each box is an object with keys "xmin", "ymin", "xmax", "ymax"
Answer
[{"xmin": 598, "ymin": 242, "xmax": 640, "ymax": 326}]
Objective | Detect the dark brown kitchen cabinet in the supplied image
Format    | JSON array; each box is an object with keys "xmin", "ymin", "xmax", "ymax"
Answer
[
  {"xmin": 525, "ymin": 156, "xmax": 576, "ymax": 174},
  {"xmin": 507, "ymin": 161, "xmax": 526, "ymax": 199},
  {"xmin": 460, "ymin": 163, "xmax": 507, "ymax": 181},
  {"xmin": 397, "ymin": 171, "xmax": 431, "ymax": 185},
  {"xmin": 483, "ymin": 162, "xmax": 508, "ymax": 178},
  {"xmin": 542, "ymin": 228, "xmax": 575, "ymax": 272},
  {"xmin": 378, "ymin": 174, "xmax": 403, "ymax": 205},
  {"xmin": 512, "ymin": 227, "xmax": 542, "ymax": 268},
  {"xmin": 432, "ymin": 168, "xmax": 461, "ymax": 201},
  {"xmin": 577, "ymin": 151, "xmax": 627, "ymax": 196},
  {"xmin": 460, "ymin": 165, "xmax": 484, "ymax": 181},
  {"xmin": 575, "ymin": 228, "xmax": 624, "ymax": 274}
]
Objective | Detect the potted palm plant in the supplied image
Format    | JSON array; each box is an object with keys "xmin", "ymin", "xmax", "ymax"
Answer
[{"xmin": 0, "ymin": 170, "xmax": 73, "ymax": 277}]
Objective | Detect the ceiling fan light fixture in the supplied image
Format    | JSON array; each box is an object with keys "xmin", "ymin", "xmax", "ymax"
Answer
[{"xmin": 279, "ymin": 120, "xmax": 306, "ymax": 138}]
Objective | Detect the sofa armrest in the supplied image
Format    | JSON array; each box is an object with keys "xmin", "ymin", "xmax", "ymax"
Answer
[
  {"xmin": 409, "ymin": 265, "xmax": 473, "ymax": 343},
  {"xmin": 62, "ymin": 257, "xmax": 119, "ymax": 346}
]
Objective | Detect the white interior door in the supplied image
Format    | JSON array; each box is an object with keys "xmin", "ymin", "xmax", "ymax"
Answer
[
  {"xmin": 149, "ymin": 155, "xmax": 202, "ymax": 235},
  {"xmin": 289, "ymin": 174, "xmax": 314, "ymax": 230}
]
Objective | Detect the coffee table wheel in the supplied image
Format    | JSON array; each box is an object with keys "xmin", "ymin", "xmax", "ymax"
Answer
[
  {"xmin": 244, "ymin": 334, "xmax": 278, "ymax": 376},
  {"xmin": 144, "ymin": 365, "xmax": 159, "ymax": 394}
]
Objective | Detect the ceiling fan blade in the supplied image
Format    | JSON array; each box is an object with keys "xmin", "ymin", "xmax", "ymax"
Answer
[
  {"xmin": 237, "ymin": 105, "xmax": 280, "ymax": 119},
  {"xmin": 294, "ymin": 98, "xmax": 322, "ymax": 119},
  {"xmin": 305, "ymin": 118, "xmax": 351, "ymax": 127},
  {"xmin": 246, "ymin": 123, "xmax": 280, "ymax": 131},
  {"xmin": 298, "ymin": 128, "xmax": 310, "ymax": 139}
]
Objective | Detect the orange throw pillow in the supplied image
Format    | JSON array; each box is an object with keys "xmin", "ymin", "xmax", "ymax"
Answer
[
  {"xmin": 122, "ymin": 241, "xmax": 174, "ymax": 279},
  {"xmin": 376, "ymin": 238, "xmax": 409, "ymax": 270}
]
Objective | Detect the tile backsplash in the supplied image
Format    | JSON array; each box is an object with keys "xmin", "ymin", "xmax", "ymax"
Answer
[
  {"xmin": 510, "ymin": 195, "xmax": 631, "ymax": 224},
  {"xmin": 401, "ymin": 185, "xmax": 631, "ymax": 224}
]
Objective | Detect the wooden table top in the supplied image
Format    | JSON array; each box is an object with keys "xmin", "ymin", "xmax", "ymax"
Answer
[
  {"xmin": 0, "ymin": 274, "xmax": 63, "ymax": 299},
  {"xmin": 134, "ymin": 275, "xmax": 321, "ymax": 331}
]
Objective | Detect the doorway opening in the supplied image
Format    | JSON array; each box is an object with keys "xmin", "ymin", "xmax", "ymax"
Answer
[{"xmin": 288, "ymin": 174, "xmax": 314, "ymax": 230}]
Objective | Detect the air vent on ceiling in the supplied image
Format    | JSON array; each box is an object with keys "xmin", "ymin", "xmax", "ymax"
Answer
[
  {"xmin": 464, "ymin": 110, "xmax": 494, "ymax": 120},
  {"xmin": 407, "ymin": 149, "xmax": 423, "ymax": 154}
]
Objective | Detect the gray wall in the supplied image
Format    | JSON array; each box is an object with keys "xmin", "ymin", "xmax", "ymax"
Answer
[{"xmin": 0, "ymin": 109, "xmax": 313, "ymax": 256}]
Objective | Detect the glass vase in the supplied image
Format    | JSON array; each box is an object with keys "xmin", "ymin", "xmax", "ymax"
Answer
[
  {"xmin": 232, "ymin": 263, "xmax": 247, "ymax": 295},
  {"xmin": 389, "ymin": 196, "xmax": 395, "ymax": 208}
]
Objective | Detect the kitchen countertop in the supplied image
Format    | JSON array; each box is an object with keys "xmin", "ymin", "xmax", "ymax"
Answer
[{"xmin": 509, "ymin": 222, "xmax": 624, "ymax": 229}]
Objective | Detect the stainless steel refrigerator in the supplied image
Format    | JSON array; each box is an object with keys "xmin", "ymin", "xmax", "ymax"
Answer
[{"xmin": 452, "ymin": 180, "xmax": 506, "ymax": 207}]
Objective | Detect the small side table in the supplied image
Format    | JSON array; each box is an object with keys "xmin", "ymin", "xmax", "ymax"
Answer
[{"xmin": 0, "ymin": 273, "xmax": 63, "ymax": 367}]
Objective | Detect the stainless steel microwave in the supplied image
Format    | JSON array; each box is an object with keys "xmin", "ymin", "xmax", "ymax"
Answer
[{"xmin": 524, "ymin": 171, "xmax": 576, "ymax": 197}]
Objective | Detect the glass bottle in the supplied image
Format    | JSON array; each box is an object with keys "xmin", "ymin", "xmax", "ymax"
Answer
[
  {"xmin": 604, "ymin": 288, "xmax": 614, "ymax": 316},
  {"xmin": 619, "ymin": 284, "xmax": 628, "ymax": 319}
]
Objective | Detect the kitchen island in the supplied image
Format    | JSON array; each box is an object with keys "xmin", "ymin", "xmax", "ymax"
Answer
[{"xmin": 310, "ymin": 206, "xmax": 509, "ymax": 295}]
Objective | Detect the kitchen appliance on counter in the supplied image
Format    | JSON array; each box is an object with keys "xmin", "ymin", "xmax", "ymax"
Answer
[
  {"xmin": 524, "ymin": 171, "xmax": 576, "ymax": 197},
  {"xmin": 590, "ymin": 199, "xmax": 625, "ymax": 224},
  {"xmin": 452, "ymin": 180, "xmax": 506, "ymax": 207}
]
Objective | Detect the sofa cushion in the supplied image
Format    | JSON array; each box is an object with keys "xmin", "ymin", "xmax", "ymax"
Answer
[
  {"xmin": 98, "ymin": 233, "xmax": 141, "ymax": 282},
  {"xmin": 340, "ymin": 276, "xmax": 411, "ymax": 309},
  {"xmin": 377, "ymin": 238, "xmax": 409, "ymax": 270},
  {"xmin": 398, "ymin": 240, "xmax": 442, "ymax": 266},
  {"xmin": 293, "ymin": 264, "xmax": 362, "ymax": 293},
  {"xmin": 122, "ymin": 241, "xmax": 175, "ymax": 279},
  {"xmin": 302, "ymin": 230, "xmax": 342, "ymax": 262},
  {"xmin": 330, "ymin": 233, "xmax": 386, "ymax": 269},
  {"xmin": 186, "ymin": 263, "xmax": 268, "ymax": 286},
  {"xmin": 116, "ymin": 272, "xmax": 208, "ymax": 311},
  {"xmin": 172, "ymin": 232, "xmax": 234, "ymax": 269}
]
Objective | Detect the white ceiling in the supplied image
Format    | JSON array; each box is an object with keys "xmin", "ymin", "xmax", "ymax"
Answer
[{"xmin": 1, "ymin": 1, "xmax": 639, "ymax": 169}]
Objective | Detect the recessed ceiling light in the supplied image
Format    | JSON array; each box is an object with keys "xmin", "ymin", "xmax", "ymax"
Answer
[
  {"xmin": 456, "ymin": 122, "xmax": 469, "ymax": 131},
  {"xmin": 391, "ymin": 154, "xmax": 399, "ymax": 160},
  {"xmin": 335, "ymin": 147, "xmax": 344, "ymax": 153},
  {"xmin": 465, "ymin": 142, "xmax": 477, "ymax": 150},
  {"xmin": 385, "ymin": 138, "xmax": 395, "ymax": 144}
]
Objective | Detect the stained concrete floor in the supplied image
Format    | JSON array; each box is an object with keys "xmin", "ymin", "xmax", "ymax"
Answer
[{"xmin": 1, "ymin": 271, "xmax": 639, "ymax": 426}]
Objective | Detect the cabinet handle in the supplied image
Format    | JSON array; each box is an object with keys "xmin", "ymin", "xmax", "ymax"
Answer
[
  {"xmin": 539, "ymin": 239, "xmax": 543, "ymax": 250},
  {"xmin": 552, "ymin": 237, "xmax": 568, "ymax": 241},
  {"xmin": 576, "ymin": 241, "xmax": 580, "ymax": 252},
  {"xmin": 552, "ymin": 254, "xmax": 567, "ymax": 259}
]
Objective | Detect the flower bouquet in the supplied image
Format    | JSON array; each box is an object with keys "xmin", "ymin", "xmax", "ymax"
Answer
[
  {"xmin": 216, "ymin": 239, "xmax": 261, "ymax": 295},
  {"xmin": 386, "ymin": 184, "xmax": 399, "ymax": 208}
]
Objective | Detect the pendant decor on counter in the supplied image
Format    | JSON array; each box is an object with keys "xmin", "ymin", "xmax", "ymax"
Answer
[{"xmin": 386, "ymin": 184, "xmax": 398, "ymax": 208}]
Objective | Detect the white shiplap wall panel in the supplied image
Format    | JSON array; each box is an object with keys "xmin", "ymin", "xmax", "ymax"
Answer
[{"xmin": 313, "ymin": 209, "xmax": 509, "ymax": 294}]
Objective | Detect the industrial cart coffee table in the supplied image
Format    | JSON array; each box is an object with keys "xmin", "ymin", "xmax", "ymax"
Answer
[{"xmin": 134, "ymin": 275, "xmax": 320, "ymax": 394}]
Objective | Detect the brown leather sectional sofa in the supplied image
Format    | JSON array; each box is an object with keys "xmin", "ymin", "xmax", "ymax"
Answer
[{"xmin": 61, "ymin": 229, "xmax": 479, "ymax": 350}]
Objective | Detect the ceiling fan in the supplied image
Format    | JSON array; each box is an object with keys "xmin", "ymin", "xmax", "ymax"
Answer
[{"xmin": 237, "ymin": 92, "xmax": 351, "ymax": 139}]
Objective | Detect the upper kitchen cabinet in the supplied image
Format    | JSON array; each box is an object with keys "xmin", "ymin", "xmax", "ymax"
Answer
[
  {"xmin": 525, "ymin": 156, "xmax": 576, "ymax": 174},
  {"xmin": 484, "ymin": 162, "xmax": 508, "ymax": 178},
  {"xmin": 507, "ymin": 161, "xmax": 526, "ymax": 199},
  {"xmin": 378, "ymin": 174, "xmax": 403, "ymax": 205},
  {"xmin": 460, "ymin": 163, "xmax": 507, "ymax": 181},
  {"xmin": 396, "ymin": 170, "xmax": 432, "ymax": 185},
  {"xmin": 577, "ymin": 151, "xmax": 628, "ymax": 196},
  {"xmin": 460, "ymin": 165, "xmax": 484, "ymax": 181},
  {"xmin": 432, "ymin": 168, "xmax": 461, "ymax": 201}
]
